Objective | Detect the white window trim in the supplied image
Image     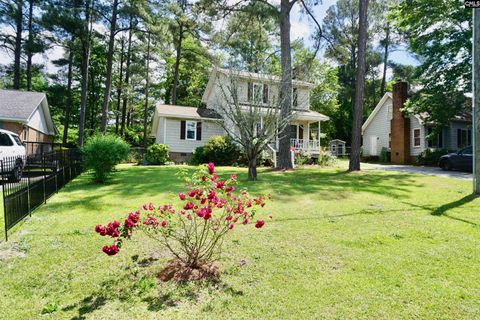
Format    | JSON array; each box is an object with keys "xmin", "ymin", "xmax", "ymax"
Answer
[
  {"xmin": 413, "ymin": 128, "xmax": 421, "ymax": 147},
  {"xmin": 249, "ymin": 82, "xmax": 268, "ymax": 105},
  {"xmin": 186, "ymin": 121, "xmax": 197, "ymax": 141}
]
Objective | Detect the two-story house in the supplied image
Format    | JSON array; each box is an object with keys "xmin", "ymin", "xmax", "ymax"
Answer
[{"xmin": 151, "ymin": 68, "xmax": 329, "ymax": 163}]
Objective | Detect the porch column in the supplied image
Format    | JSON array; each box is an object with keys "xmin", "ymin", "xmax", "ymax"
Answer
[
  {"xmin": 307, "ymin": 122, "xmax": 310, "ymax": 151},
  {"xmin": 318, "ymin": 121, "xmax": 321, "ymax": 146}
]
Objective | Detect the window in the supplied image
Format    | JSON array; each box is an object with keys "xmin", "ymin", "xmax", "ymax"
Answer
[
  {"xmin": 293, "ymin": 88, "xmax": 298, "ymax": 107},
  {"xmin": 462, "ymin": 146, "xmax": 472, "ymax": 155},
  {"xmin": 248, "ymin": 82, "xmax": 268, "ymax": 104},
  {"xmin": 427, "ymin": 128, "xmax": 443, "ymax": 148},
  {"xmin": 457, "ymin": 128, "xmax": 472, "ymax": 149},
  {"xmin": 186, "ymin": 121, "xmax": 196, "ymax": 140},
  {"xmin": 413, "ymin": 129, "xmax": 421, "ymax": 147},
  {"xmin": 388, "ymin": 133, "xmax": 391, "ymax": 148},
  {"xmin": 12, "ymin": 135, "xmax": 22, "ymax": 146},
  {"xmin": 0, "ymin": 133, "xmax": 13, "ymax": 146}
]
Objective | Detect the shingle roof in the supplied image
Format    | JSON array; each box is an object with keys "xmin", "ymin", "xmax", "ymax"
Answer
[
  {"xmin": 155, "ymin": 104, "xmax": 222, "ymax": 120},
  {"xmin": 0, "ymin": 89, "xmax": 46, "ymax": 121}
]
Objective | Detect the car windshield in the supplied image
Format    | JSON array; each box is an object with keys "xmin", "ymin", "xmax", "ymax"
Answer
[
  {"xmin": 462, "ymin": 146, "xmax": 472, "ymax": 155},
  {"xmin": 11, "ymin": 135, "xmax": 22, "ymax": 146}
]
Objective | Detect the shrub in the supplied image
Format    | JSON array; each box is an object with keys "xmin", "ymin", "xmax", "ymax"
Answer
[
  {"xmin": 294, "ymin": 151, "xmax": 311, "ymax": 166},
  {"xmin": 191, "ymin": 146, "xmax": 207, "ymax": 165},
  {"xmin": 417, "ymin": 148, "xmax": 452, "ymax": 166},
  {"xmin": 316, "ymin": 150, "xmax": 337, "ymax": 167},
  {"xmin": 191, "ymin": 136, "xmax": 240, "ymax": 166},
  {"xmin": 380, "ymin": 147, "xmax": 391, "ymax": 163},
  {"xmin": 145, "ymin": 144, "xmax": 169, "ymax": 165},
  {"xmin": 95, "ymin": 163, "xmax": 272, "ymax": 281},
  {"xmin": 83, "ymin": 135, "xmax": 130, "ymax": 183}
]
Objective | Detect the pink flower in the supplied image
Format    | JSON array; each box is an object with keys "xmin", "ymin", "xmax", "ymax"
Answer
[
  {"xmin": 229, "ymin": 224, "xmax": 234, "ymax": 230},
  {"xmin": 102, "ymin": 244, "xmax": 119, "ymax": 256},
  {"xmin": 216, "ymin": 181, "xmax": 225, "ymax": 189},
  {"xmin": 226, "ymin": 186, "xmax": 235, "ymax": 192},
  {"xmin": 178, "ymin": 193, "xmax": 186, "ymax": 200},
  {"xmin": 230, "ymin": 174, "xmax": 237, "ymax": 180},
  {"xmin": 255, "ymin": 220, "xmax": 265, "ymax": 228},
  {"xmin": 161, "ymin": 221, "xmax": 167, "ymax": 228},
  {"xmin": 207, "ymin": 162, "xmax": 215, "ymax": 174},
  {"xmin": 95, "ymin": 225, "xmax": 106, "ymax": 236},
  {"xmin": 242, "ymin": 219, "xmax": 249, "ymax": 225}
]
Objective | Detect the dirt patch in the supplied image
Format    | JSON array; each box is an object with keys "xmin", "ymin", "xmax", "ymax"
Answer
[
  {"xmin": 0, "ymin": 243, "xmax": 27, "ymax": 261},
  {"xmin": 158, "ymin": 260, "xmax": 219, "ymax": 282}
]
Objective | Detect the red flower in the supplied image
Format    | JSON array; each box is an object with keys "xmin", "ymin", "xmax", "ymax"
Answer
[
  {"xmin": 207, "ymin": 162, "xmax": 215, "ymax": 174},
  {"xmin": 255, "ymin": 220, "xmax": 265, "ymax": 228},
  {"xmin": 202, "ymin": 176, "xmax": 206, "ymax": 181},
  {"xmin": 216, "ymin": 181, "xmax": 225, "ymax": 189},
  {"xmin": 230, "ymin": 174, "xmax": 237, "ymax": 180},
  {"xmin": 161, "ymin": 221, "xmax": 167, "ymax": 228},
  {"xmin": 242, "ymin": 219, "xmax": 249, "ymax": 225},
  {"xmin": 178, "ymin": 193, "xmax": 186, "ymax": 200},
  {"xmin": 184, "ymin": 202, "xmax": 194, "ymax": 210},
  {"xmin": 95, "ymin": 225, "xmax": 106, "ymax": 236},
  {"xmin": 226, "ymin": 186, "xmax": 235, "ymax": 192},
  {"xmin": 229, "ymin": 224, "xmax": 234, "ymax": 230},
  {"xmin": 102, "ymin": 244, "xmax": 119, "ymax": 256}
]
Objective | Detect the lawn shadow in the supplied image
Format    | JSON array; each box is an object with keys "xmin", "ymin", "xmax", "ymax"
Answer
[{"xmin": 403, "ymin": 194, "xmax": 479, "ymax": 226}]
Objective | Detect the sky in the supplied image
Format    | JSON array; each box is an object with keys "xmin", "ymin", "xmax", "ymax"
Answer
[{"xmin": 0, "ymin": 0, "xmax": 419, "ymax": 75}]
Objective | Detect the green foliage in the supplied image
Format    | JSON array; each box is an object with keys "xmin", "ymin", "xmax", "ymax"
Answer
[
  {"xmin": 191, "ymin": 136, "xmax": 240, "ymax": 166},
  {"xmin": 416, "ymin": 149, "xmax": 452, "ymax": 166},
  {"xmin": 380, "ymin": 147, "xmax": 391, "ymax": 163},
  {"xmin": 145, "ymin": 144, "xmax": 169, "ymax": 165},
  {"xmin": 83, "ymin": 135, "xmax": 130, "ymax": 183},
  {"xmin": 390, "ymin": 0, "xmax": 471, "ymax": 127},
  {"xmin": 316, "ymin": 151, "xmax": 338, "ymax": 167},
  {"xmin": 294, "ymin": 151, "xmax": 311, "ymax": 166},
  {"xmin": 41, "ymin": 302, "xmax": 59, "ymax": 315}
]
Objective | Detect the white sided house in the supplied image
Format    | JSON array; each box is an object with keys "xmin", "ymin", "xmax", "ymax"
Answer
[
  {"xmin": 362, "ymin": 82, "xmax": 471, "ymax": 164},
  {"xmin": 151, "ymin": 68, "xmax": 329, "ymax": 163}
]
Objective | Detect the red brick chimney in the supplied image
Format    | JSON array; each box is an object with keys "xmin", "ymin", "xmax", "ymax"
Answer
[{"xmin": 390, "ymin": 82, "xmax": 410, "ymax": 164}]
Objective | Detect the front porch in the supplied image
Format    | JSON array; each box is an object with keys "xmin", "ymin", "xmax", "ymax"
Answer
[{"xmin": 270, "ymin": 120, "xmax": 323, "ymax": 155}]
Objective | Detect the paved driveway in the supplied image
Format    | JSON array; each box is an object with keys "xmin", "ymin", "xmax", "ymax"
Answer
[{"xmin": 362, "ymin": 163, "xmax": 473, "ymax": 180}]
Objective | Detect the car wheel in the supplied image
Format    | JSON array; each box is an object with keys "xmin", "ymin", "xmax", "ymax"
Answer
[
  {"xmin": 440, "ymin": 160, "xmax": 452, "ymax": 171},
  {"xmin": 8, "ymin": 162, "xmax": 23, "ymax": 182}
]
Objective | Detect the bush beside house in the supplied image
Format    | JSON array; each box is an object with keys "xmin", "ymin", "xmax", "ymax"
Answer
[
  {"xmin": 416, "ymin": 148, "xmax": 453, "ymax": 166},
  {"xmin": 191, "ymin": 136, "xmax": 240, "ymax": 166},
  {"xmin": 146, "ymin": 144, "xmax": 169, "ymax": 165}
]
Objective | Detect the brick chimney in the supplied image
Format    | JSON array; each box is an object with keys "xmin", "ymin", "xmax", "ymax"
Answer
[{"xmin": 390, "ymin": 82, "xmax": 410, "ymax": 164}]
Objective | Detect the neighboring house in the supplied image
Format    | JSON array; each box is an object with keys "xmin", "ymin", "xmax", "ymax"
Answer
[
  {"xmin": 329, "ymin": 139, "xmax": 347, "ymax": 156},
  {"xmin": 151, "ymin": 68, "xmax": 329, "ymax": 163},
  {"xmin": 362, "ymin": 82, "xmax": 471, "ymax": 164},
  {"xmin": 0, "ymin": 89, "xmax": 56, "ymax": 142}
]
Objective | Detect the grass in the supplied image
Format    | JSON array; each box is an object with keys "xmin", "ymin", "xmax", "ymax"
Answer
[{"xmin": 1, "ymin": 163, "xmax": 480, "ymax": 319}]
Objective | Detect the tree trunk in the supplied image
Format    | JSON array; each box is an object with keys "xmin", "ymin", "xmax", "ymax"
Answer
[
  {"xmin": 143, "ymin": 33, "xmax": 151, "ymax": 148},
  {"xmin": 115, "ymin": 38, "xmax": 125, "ymax": 134},
  {"xmin": 89, "ymin": 71, "xmax": 96, "ymax": 130},
  {"xmin": 62, "ymin": 39, "xmax": 74, "ymax": 146},
  {"xmin": 277, "ymin": 0, "xmax": 293, "ymax": 169},
  {"xmin": 349, "ymin": 0, "xmax": 369, "ymax": 172},
  {"xmin": 120, "ymin": 18, "xmax": 133, "ymax": 137},
  {"xmin": 248, "ymin": 156, "xmax": 257, "ymax": 181},
  {"xmin": 78, "ymin": 0, "xmax": 92, "ymax": 146},
  {"xmin": 13, "ymin": 0, "xmax": 23, "ymax": 90},
  {"xmin": 380, "ymin": 23, "xmax": 390, "ymax": 97},
  {"xmin": 26, "ymin": 0, "xmax": 34, "ymax": 91},
  {"xmin": 172, "ymin": 25, "xmax": 183, "ymax": 105},
  {"xmin": 100, "ymin": 0, "xmax": 119, "ymax": 133}
]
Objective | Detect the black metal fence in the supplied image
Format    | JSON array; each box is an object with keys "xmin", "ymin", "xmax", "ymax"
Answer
[{"xmin": 1, "ymin": 149, "xmax": 83, "ymax": 241}]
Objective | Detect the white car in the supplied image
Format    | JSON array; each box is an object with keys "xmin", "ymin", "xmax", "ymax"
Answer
[{"xmin": 0, "ymin": 129, "xmax": 26, "ymax": 182}]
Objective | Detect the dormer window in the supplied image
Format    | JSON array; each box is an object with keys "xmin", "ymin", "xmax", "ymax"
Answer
[{"xmin": 248, "ymin": 82, "xmax": 269, "ymax": 104}]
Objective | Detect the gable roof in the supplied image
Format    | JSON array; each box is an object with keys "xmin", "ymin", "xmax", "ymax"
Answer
[
  {"xmin": 202, "ymin": 67, "xmax": 315, "ymax": 104},
  {"xmin": 154, "ymin": 104, "xmax": 222, "ymax": 120},
  {"xmin": 0, "ymin": 89, "xmax": 56, "ymax": 135},
  {"xmin": 361, "ymin": 92, "xmax": 392, "ymax": 134},
  {"xmin": 0, "ymin": 89, "xmax": 46, "ymax": 121}
]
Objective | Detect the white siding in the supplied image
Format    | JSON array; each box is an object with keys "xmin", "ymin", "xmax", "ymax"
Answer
[
  {"xmin": 155, "ymin": 116, "xmax": 166, "ymax": 144},
  {"xmin": 163, "ymin": 118, "xmax": 225, "ymax": 153},
  {"xmin": 206, "ymin": 74, "xmax": 310, "ymax": 111},
  {"xmin": 410, "ymin": 116, "xmax": 426, "ymax": 156},
  {"xmin": 362, "ymin": 101, "xmax": 392, "ymax": 156},
  {"xmin": 27, "ymin": 106, "xmax": 49, "ymax": 134}
]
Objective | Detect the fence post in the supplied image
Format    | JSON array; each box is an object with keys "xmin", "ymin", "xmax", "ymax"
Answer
[
  {"xmin": 26, "ymin": 155, "xmax": 31, "ymax": 217},
  {"xmin": 42, "ymin": 154, "xmax": 46, "ymax": 204},
  {"xmin": 2, "ymin": 160, "xmax": 7, "ymax": 242}
]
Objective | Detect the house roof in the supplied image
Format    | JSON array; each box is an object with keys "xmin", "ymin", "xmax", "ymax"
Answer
[
  {"xmin": 293, "ymin": 110, "xmax": 330, "ymax": 121},
  {"xmin": 0, "ymin": 89, "xmax": 46, "ymax": 121},
  {"xmin": 0, "ymin": 89, "xmax": 56, "ymax": 135},
  {"xmin": 154, "ymin": 104, "xmax": 222, "ymax": 120},
  {"xmin": 202, "ymin": 67, "xmax": 315, "ymax": 104}
]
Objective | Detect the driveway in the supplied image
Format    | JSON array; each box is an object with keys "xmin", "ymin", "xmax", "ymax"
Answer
[{"xmin": 361, "ymin": 163, "xmax": 473, "ymax": 180}]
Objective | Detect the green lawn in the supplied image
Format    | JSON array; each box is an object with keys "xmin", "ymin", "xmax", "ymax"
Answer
[{"xmin": 1, "ymin": 164, "xmax": 480, "ymax": 319}]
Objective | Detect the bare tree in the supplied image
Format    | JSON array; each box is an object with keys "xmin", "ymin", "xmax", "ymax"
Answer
[
  {"xmin": 349, "ymin": 0, "xmax": 369, "ymax": 172},
  {"xmin": 213, "ymin": 71, "xmax": 293, "ymax": 181}
]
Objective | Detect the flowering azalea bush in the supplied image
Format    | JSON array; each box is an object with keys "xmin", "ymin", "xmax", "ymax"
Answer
[{"xmin": 95, "ymin": 163, "xmax": 271, "ymax": 278}]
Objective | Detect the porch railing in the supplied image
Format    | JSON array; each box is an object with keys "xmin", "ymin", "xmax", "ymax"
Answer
[{"xmin": 290, "ymin": 139, "xmax": 320, "ymax": 152}]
